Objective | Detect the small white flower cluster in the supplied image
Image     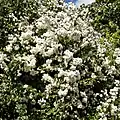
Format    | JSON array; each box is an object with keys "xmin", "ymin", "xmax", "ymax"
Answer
[
  {"xmin": 114, "ymin": 48, "xmax": 120, "ymax": 64},
  {"xmin": 0, "ymin": 0, "xmax": 119, "ymax": 119},
  {"xmin": 96, "ymin": 80, "xmax": 120, "ymax": 119},
  {"xmin": 23, "ymin": 54, "xmax": 36, "ymax": 68},
  {"xmin": 0, "ymin": 52, "xmax": 9, "ymax": 72},
  {"xmin": 58, "ymin": 88, "xmax": 68, "ymax": 97},
  {"xmin": 38, "ymin": 98, "xmax": 46, "ymax": 105}
]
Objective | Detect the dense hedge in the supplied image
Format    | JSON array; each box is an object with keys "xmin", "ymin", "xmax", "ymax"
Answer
[{"xmin": 0, "ymin": 0, "xmax": 120, "ymax": 119}]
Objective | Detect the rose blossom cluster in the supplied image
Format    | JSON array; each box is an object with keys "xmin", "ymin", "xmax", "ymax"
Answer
[{"xmin": 0, "ymin": 0, "xmax": 119, "ymax": 119}]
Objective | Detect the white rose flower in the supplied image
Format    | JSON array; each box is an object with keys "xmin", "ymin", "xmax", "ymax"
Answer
[
  {"xmin": 64, "ymin": 50, "xmax": 73, "ymax": 59},
  {"xmin": 64, "ymin": 77, "xmax": 70, "ymax": 83},
  {"xmin": 58, "ymin": 88, "xmax": 68, "ymax": 97},
  {"xmin": 45, "ymin": 48, "xmax": 54, "ymax": 57},
  {"xmin": 80, "ymin": 91, "xmax": 86, "ymax": 97},
  {"xmin": 102, "ymin": 117, "xmax": 107, "ymax": 120},
  {"xmin": 115, "ymin": 57, "xmax": 120, "ymax": 64},
  {"xmin": 82, "ymin": 97, "xmax": 87, "ymax": 103},
  {"xmin": 81, "ymin": 40, "xmax": 89, "ymax": 48},
  {"xmin": 23, "ymin": 84, "xmax": 28, "ymax": 88},
  {"xmin": 91, "ymin": 73, "xmax": 97, "ymax": 79},
  {"xmin": 28, "ymin": 58, "xmax": 36, "ymax": 67},
  {"xmin": 42, "ymin": 74, "xmax": 53, "ymax": 82},
  {"xmin": 46, "ymin": 59, "xmax": 52, "ymax": 65},
  {"xmin": 72, "ymin": 58, "xmax": 82, "ymax": 66},
  {"xmin": 114, "ymin": 48, "xmax": 120, "ymax": 56},
  {"xmin": 14, "ymin": 44, "xmax": 19, "ymax": 50},
  {"xmin": 58, "ymin": 69, "xmax": 64, "ymax": 78},
  {"xmin": 77, "ymin": 103, "xmax": 83, "ymax": 109},
  {"xmin": 6, "ymin": 44, "xmax": 12, "ymax": 52},
  {"xmin": 38, "ymin": 98, "xmax": 46, "ymax": 105},
  {"xmin": 21, "ymin": 30, "xmax": 33, "ymax": 39}
]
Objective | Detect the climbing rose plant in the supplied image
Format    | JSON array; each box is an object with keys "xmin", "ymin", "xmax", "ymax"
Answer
[{"xmin": 0, "ymin": 0, "xmax": 119, "ymax": 119}]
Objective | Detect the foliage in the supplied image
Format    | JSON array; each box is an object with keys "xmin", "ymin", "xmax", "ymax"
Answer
[
  {"xmin": 87, "ymin": 0, "xmax": 120, "ymax": 35},
  {"xmin": 96, "ymin": 0, "xmax": 117, "ymax": 3}
]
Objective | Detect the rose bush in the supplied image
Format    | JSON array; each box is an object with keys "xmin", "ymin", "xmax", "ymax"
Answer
[{"xmin": 0, "ymin": 0, "xmax": 120, "ymax": 119}]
